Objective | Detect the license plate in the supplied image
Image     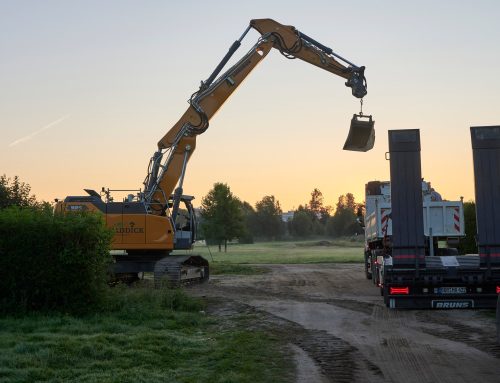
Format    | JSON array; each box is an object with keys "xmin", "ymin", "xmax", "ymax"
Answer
[{"xmin": 435, "ymin": 287, "xmax": 467, "ymax": 294}]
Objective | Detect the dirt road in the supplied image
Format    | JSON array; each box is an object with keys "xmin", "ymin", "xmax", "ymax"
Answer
[{"xmin": 191, "ymin": 263, "xmax": 500, "ymax": 383}]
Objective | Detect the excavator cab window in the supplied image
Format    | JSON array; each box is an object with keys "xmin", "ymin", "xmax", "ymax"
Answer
[{"xmin": 170, "ymin": 196, "xmax": 197, "ymax": 250}]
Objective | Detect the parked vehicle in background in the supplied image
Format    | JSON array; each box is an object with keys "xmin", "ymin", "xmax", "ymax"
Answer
[{"xmin": 363, "ymin": 128, "xmax": 500, "ymax": 309}]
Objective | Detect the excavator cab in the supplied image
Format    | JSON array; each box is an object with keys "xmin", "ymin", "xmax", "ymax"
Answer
[
  {"xmin": 170, "ymin": 195, "xmax": 197, "ymax": 250},
  {"xmin": 343, "ymin": 114, "xmax": 375, "ymax": 152}
]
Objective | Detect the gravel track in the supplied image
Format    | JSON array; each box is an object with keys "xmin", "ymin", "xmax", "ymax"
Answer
[{"xmin": 191, "ymin": 263, "xmax": 500, "ymax": 382}]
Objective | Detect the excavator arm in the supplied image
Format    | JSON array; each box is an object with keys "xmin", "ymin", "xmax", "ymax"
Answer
[
  {"xmin": 249, "ymin": 19, "xmax": 367, "ymax": 97},
  {"xmin": 143, "ymin": 18, "xmax": 370, "ymax": 215}
]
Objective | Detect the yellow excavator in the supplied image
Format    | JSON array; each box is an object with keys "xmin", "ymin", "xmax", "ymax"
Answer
[{"xmin": 55, "ymin": 18, "xmax": 374, "ymax": 285}]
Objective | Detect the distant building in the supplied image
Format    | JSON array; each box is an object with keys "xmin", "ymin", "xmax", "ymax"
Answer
[{"xmin": 282, "ymin": 210, "xmax": 294, "ymax": 222}]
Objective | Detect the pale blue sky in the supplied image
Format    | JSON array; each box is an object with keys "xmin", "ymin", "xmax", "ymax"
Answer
[{"xmin": 1, "ymin": 1, "xmax": 499, "ymax": 208}]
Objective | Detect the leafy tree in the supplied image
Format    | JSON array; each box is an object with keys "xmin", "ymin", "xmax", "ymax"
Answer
[
  {"xmin": 307, "ymin": 188, "xmax": 332, "ymax": 224},
  {"xmin": 200, "ymin": 183, "xmax": 244, "ymax": 252},
  {"xmin": 327, "ymin": 208, "xmax": 356, "ymax": 237},
  {"xmin": 335, "ymin": 193, "xmax": 356, "ymax": 213},
  {"xmin": 327, "ymin": 193, "xmax": 361, "ymax": 237},
  {"xmin": 356, "ymin": 202, "xmax": 365, "ymax": 221},
  {"xmin": 239, "ymin": 201, "xmax": 256, "ymax": 244},
  {"xmin": 253, "ymin": 195, "xmax": 284, "ymax": 240},
  {"xmin": 345, "ymin": 193, "xmax": 356, "ymax": 211},
  {"xmin": 335, "ymin": 194, "xmax": 345, "ymax": 212},
  {"xmin": 308, "ymin": 188, "xmax": 323, "ymax": 214},
  {"xmin": 0, "ymin": 175, "xmax": 39, "ymax": 209},
  {"xmin": 290, "ymin": 208, "xmax": 313, "ymax": 238},
  {"xmin": 459, "ymin": 201, "xmax": 478, "ymax": 254}
]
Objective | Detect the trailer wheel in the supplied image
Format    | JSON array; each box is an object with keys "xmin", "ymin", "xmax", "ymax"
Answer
[
  {"xmin": 364, "ymin": 251, "xmax": 372, "ymax": 279},
  {"xmin": 496, "ymin": 295, "xmax": 500, "ymax": 344}
]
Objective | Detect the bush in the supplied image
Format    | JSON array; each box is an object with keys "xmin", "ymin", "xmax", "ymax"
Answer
[{"xmin": 0, "ymin": 207, "xmax": 113, "ymax": 315}]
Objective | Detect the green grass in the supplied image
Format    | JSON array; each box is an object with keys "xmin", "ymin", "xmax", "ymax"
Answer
[
  {"xmin": 0, "ymin": 287, "xmax": 293, "ymax": 383},
  {"xmin": 177, "ymin": 238, "xmax": 364, "ymax": 265}
]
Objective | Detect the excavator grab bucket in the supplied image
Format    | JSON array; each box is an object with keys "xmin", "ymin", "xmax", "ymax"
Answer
[{"xmin": 343, "ymin": 114, "xmax": 375, "ymax": 152}]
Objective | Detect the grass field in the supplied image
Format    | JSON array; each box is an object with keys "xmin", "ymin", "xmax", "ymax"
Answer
[
  {"xmin": 0, "ymin": 288, "xmax": 293, "ymax": 383},
  {"xmin": 0, "ymin": 239, "xmax": 361, "ymax": 382},
  {"xmin": 177, "ymin": 238, "xmax": 364, "ymax": 265}
]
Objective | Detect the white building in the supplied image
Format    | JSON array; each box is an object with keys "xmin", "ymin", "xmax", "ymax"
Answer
[{"xmin": 281, "ymin": 211, "xmax": 294, "ymax": 222}]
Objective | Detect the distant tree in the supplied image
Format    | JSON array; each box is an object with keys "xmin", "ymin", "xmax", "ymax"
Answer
[
  {"xmin": 345, "ymin": 193, "xmax": 356, "ymax": 212},
  {"xmin": 335, "ymin": 193, "xmax": 356, "ymax": 213},
  {"xmin": 200, "ymin": 183, "xmax": 244, "ymax": 252},
  {"xmin": 307, "ymin": 188, "xmax": 332, "ymax": 225},
  {"xmin": 459, "ymin": 201, "xmax": 478, "ymax": 254},
  {"xmin": 290, "ymin": 208, "xmax": 313, "ymax": 238},
  {"xmin": 356, "ymin": 202, "xmax": 365, "ymax": 220},
  {"xmin": 335, "ymin": 194, "xmax": 346, "ymax": 212},
  {"xmin": 327, "ymin": 193, "xmax": 361, "ymax": 237},
  {"xmin": 327, "ymin": 208, "xmax": 356, "ymax": 237},
  {"xmin": 239, "ymin": 201, "xmax": 256, "ymax": 244},
  {"xmin": 0, "ymin": 175, "xmax": 39, "ymax": 209},
  {"xmin": 308, "ymin": 188, "xmax": 323, "ymax": 214},
  {"xmin": 253, "ymin": 195, "xmax": 284, "ymax": 240}
]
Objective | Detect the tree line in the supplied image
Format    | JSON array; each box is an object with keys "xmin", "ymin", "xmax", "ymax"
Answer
[{"xmin": 199, "ymin": 183, "xmax": 365, "ymax": 251}]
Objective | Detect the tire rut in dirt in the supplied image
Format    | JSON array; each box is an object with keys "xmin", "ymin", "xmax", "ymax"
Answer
[
  {"xmin": 206, "ymin": 298, "xmax": 384, "ymax": 383},
  {"xmin": 416, "ymin": 311, "xmax": 500, "ymax": 358},
  {"xmin": 206, "ymin": 282, "xmax": 379, "ymax": 316},
  {"xmin": 293, "ymin": 329, "xmax": 383, "ymax": 383},
  {"xmin": 326, "ymin": 298, "xmax": 376, "ymax": 315}
]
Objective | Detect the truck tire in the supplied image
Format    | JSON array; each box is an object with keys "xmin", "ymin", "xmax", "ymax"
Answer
[
  {"xmin": 364, "ymin": 251, "xmax": 372, "ymax": 280},
  {"xmin": 496, "ymin": 295, "xmax": 500, "ymax": 344}
]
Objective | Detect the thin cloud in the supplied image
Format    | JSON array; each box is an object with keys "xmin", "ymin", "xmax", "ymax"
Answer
[{"xmin": 9, "ymin": 114, "xmax": 70, "ymax": 147}]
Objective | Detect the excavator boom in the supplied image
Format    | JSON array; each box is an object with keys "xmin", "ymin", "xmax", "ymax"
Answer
[{"xmin": 145, "ymin": 18, "xmax": 371, "ymax": 213}]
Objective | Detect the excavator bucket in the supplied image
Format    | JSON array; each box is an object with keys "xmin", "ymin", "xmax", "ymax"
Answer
[{"xmin": 343, "ymin": 114, "xmax": 375, "ymax": 152}]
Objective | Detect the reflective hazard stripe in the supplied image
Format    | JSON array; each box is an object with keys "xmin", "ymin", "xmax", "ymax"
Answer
[
  {"xmin": 393, "ymin": 255, "xmax": 425, "ymax": 259},
  {"xmin": 454, "ymin": 207, "xmax": 460, "ymax": 232},
  {"xmin": 381, "ymin": 208, "xmax": 391, "ymax": 234}
]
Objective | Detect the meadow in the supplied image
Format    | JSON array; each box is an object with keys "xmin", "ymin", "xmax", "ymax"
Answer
[
  {"xmin": 187, "ymin": 238, "xmax": 364, "ymax": 265},
  {"xmin": 0, "ymin": 239, "xmax": 361, "ymax": 382},
  {"xmin": 0, "ymin": 288, "xmax": 293, "ymax": 383}
]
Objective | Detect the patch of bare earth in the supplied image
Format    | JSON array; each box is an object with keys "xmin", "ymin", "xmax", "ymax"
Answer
[{"xmin": 190, "ymin": 263, "xmax": 500, "ymax": 383}]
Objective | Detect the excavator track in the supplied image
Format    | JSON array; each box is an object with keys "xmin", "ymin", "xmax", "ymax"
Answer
[{"xmin": 153, "ymin": 255, "xmax": 209, "ymax": 288}]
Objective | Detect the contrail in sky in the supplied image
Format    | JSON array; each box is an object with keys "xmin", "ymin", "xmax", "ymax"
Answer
[{"xmin": 8, "ymin": 114, "xmax": 70, "ymax": 147}]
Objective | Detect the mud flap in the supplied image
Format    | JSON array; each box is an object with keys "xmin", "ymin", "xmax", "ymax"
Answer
[
  {"xmin": 497, "ymin": 295, "xmax": 500, "ymax": 344},
  {"xmin": 343, "ymin": 114, "xmax": 375, "ymax": 152}
]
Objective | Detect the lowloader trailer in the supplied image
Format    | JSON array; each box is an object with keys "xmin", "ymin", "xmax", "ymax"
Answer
[{"xmin": 364, "ymin": 128, "xmax": 500, "ymax": 309}]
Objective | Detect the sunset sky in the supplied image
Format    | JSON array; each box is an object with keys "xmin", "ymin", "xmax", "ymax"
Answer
[{"xmin": 1, "ymin": 1, "xmax": 499, "ymax": 211}]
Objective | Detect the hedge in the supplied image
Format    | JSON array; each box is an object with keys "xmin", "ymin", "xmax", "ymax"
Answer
[{"xmin": 0, "ymin": 207, "xmax": 113, "ymax": 314}]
